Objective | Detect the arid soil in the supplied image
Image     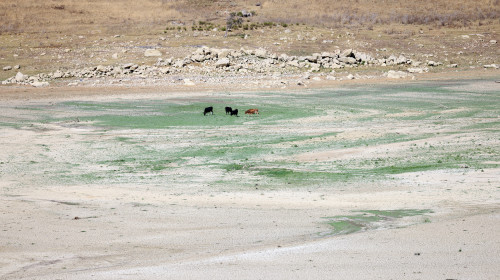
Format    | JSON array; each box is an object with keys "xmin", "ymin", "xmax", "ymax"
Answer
[{"xmin": 0, "ymin": 72, "xmax": 499, "ymax": 279}]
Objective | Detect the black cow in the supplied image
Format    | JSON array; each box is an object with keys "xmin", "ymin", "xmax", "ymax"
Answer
[
  {"xmin": 225, "ymin": 107, "xmax": 232, "ymax": 115},
  {"xmin": 230, "ymin": 109, "xmax": 238, "ymax": 116},
  {"xmin": 204, "ymin": 106, "xmax": 214, "ymax": 116}
]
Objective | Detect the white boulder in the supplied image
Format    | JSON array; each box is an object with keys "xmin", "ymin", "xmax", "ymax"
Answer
[
  {"xmin": 15, "ymin": 72, "xmax": 25, "ymax": 82},
  {"xmin": 31, "ymin": 81, "xmax": 49, "ymax": 87},
  {"xmin": 215, "ymin": 58, "xmax": 230, "ymax": 68}
]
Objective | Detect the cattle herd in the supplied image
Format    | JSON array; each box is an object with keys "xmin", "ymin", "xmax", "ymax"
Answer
[{"xmin": 204, "ymin": 106, "xmax": 259, "ymax": 116}]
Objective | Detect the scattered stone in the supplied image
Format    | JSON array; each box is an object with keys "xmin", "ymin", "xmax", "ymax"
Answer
[
  {"xmin": 3, "ymin": 66, "xmax": 12, "ymax": 71},
  {"xmin": 407, "ymin": 67, "xmax": 429, "ymax": 73},
  {"xmin": 427, "ymin": 61, "xmax": 442, "ymax": 67},
  {"xmin": 490, "ymin": 40, "xmax": 497, "ymax": 44},
  {"xmin": 173, "ymin": 60, "xmax": 185, "ymax": 68},
  {"xmin": 144, "ymin": 49, "xmax": 162, "ymax": 57},
  {"xmin": 310, "ymin": 63, "xmax": 320, "ymax": 72},
  {"xmin": 215, "ymin": 58, "xmax": 230, "ymax": 68},
  {"xmin": 255, "ymin": 48, "xmax": 268, "ymax": 58},
  {"xmin": 15, "ymin": 72, "xmax": 25, "ymax": 82},
  {"xmin": 448, "ymin": 64, "xmax": 458, "ymax": 68},
  {"xmin": 53, "ymin": 70, "xmax": 64, "ymax": 79},
  {"xmin": 31, "ymin": 81, "xmax": 49, "ymax": 87},
  {"xmin": 483, "ymin": 64, "xmax": 499, "ymax": 69},
  {"xmin": 241, "ymin": 10, "xmax": 252, "ymax": 17},
  {"xmin": 14, "ymin": 65, "xmax": 20, "ymax": 69},
  {"xmin": 387, "ymin": 70, "xmax": 409, "ymax": 79},
  {"xmin": 0, "ymin": 46, "xmax": 437, "ymax": 87}
]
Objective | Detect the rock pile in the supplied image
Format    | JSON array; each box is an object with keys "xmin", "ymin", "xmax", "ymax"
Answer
[{"xmin": 2, "ymin": 46, "xmax": 456, "ymax": 86}]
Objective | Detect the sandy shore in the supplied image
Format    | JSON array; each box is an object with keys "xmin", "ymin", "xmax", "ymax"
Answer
[{"xmin": 0, "ymin": 72, "xmax": 499, "ymax": 279}]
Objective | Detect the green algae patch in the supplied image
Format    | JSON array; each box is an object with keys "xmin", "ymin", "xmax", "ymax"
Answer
[{"xmin": 322, "ymin": 209, "xmax": 433, "ymax": 236}]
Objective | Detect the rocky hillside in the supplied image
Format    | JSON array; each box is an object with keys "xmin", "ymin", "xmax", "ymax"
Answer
[{"xmin": 0, "ymin": 0, "xmax": 498, "ymax": 85}]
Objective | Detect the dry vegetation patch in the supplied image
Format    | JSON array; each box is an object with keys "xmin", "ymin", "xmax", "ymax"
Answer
[{"xmin": 0, "ymin": 0, "xmax": 498, "ymax": 82}]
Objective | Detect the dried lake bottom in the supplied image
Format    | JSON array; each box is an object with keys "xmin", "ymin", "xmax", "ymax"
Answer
[{"xmin": 0, "ymin": 79, "xmax": 499, "ymax": 279}]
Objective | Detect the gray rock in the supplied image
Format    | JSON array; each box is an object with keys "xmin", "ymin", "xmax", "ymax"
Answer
[
  {"xmin": 387, "ymin": 70, "xmax": 409, "ymax": 79},
  {"xmin": 216, "ymin": 49, "xmax": 231, "ymax": 58},
  {"xmin": 354, "ymin": 52, "xmax": 374, "ymax": 63},
  {"xmin": 96, "ymin": 65, "xmax": 107, "ymax": 72},
  {"xmin": 305, "ymin": 55, "xmax": 319, "ymax": 63},
  {"xmin": 287, "ymin": 60, "xmax": 300, "ymax": 67},
  {"xmin": 164, "ymin": 58, "xmax": 173, "ymax": 66},
  {"xmin": 407, "ymin": 67, "xmax": 429, "ymax": 73},
  {"xmin": 15, "ymin": 72, "xmax": 25, "ymax": 82},
  {"xmin": 14, "ymin": 65, "xmax": 20, "ymax": 69},
  {"xmin": 427, "ymin": 61, "xmax": 442, "ymax": 67},
  {"xmin": 159, "ymin": 67, "xmax": 170, "ymax": 74},
  {"xmin": 231, "ymin": 50, "xmax": 243, "ymax": 58},
  {"xmin": 31, "ymin": 81, "xmax": 49, "ymax": 87},
  {"xmin": 191, "ymin": 54, "xmax": 206, "ymax": 62},
  {"xmin": 340, "ymin": 49, "xmax": 354, "ymax": 58},
  {"xmin": 215, "ymin": 58, "xmax": 230, "ymax": 68},
  {"xmin": 241, "ymin": 10, "xmax": 252, "ymax": 17},
  {"xmin": 173, "ymin": 60, "xmax": 185, "ymax": 68},
  {"xmin": 484, "ymin": 64, "xmax": 499, "ymax": 69},
  {"xmin": 338, "ymin": 56, "xmax": 357, "ymax": 64},
  {"xmin": 321, "ymin": 52, "xmax": 334, "ymax": 58},
  {"xmin": 395, "ymin": 55, "xmax": 409, "ymax": 64},
  {"xmin": 279, "ymin": 54, "xmax": 289, "ymax": 62},
  {"xmin": 53, "ymin": 70, "xmax": 63, "ymax": 79},
  {"xmin": 3, "ymin": 66, "xmax": 12, "ymax": 71},
  {"xmin": 310, "ymin": 63, "xmax": 321, "ymax": 72},
  {"xmin": 255, "ymin": 48, "xmax": 268, "ymax": 58}
]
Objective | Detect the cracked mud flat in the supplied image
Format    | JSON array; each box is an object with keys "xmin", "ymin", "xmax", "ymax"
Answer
[{"xmin": 0, "ymin": 78, "xmax": 499, "ymax": 279}]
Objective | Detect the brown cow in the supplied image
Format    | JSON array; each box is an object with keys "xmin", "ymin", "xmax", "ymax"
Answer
[{"xmin": 245, "ymin": 109, "xmax": 259, "ymax": 115}]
